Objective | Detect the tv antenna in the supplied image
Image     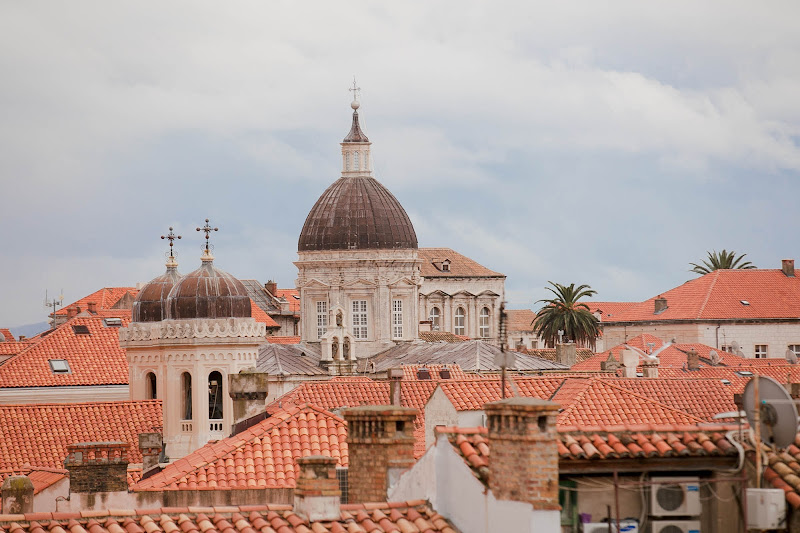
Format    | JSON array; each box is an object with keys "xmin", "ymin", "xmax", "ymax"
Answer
[
  {"xmin": 742, "ymin": 375, "xmax": 800, "ymax": 487},
  {"xmin": 44, "ymin": 289, "xmax": 64, "ymax": 329}
]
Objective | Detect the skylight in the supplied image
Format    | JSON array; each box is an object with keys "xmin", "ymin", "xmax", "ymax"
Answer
[
  {"xmin": 736, "ymin": 370, "xmax": 754, "ymax": 377},
  {"xmin": 721, "ymin": 379, "xmax": 731, "ymax": 385},
  {"xmin": 104, "ymin": 318, "xmax": 122, "ymax": 327},
  {"xmin": 740, "ymin": 300, "xmax": 750, "ymax": 305},
  {"xmin": 49, "ymin": 359, "xmax": 70, "ymax": 373},
  {"xmin": 71, "ymin": 325, "xmax": 90, "ymax": 335}
]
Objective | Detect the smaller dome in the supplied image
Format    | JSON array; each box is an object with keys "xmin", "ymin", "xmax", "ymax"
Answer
[
  {"xmin": 166, "ymin": 256, "xmax": 251, "ymax": 320},
  {"xmin": 132, "ymin": 265, "xmax": 182, "ymax": 322}
]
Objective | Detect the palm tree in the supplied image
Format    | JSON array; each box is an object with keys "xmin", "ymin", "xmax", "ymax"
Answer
[
  {"xmin": 689, "ymin": 249, "xmax": 756, "ymax": 275},
  {"xmin": 533, "ymin": 282, "xmax": 600, "ymax": 350}
]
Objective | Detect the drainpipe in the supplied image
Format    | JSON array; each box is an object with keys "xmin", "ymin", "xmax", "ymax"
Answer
[{"xmin": 716, "ymin": 324, "xmax": 721, "ymax": 349}]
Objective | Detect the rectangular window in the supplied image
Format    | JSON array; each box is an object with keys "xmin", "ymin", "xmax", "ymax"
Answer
[
  {"xmin": 392, "ymin": 300, "xmax": 403, "ymax": 339},
  {"xmin": 316, "ymin": 301, "xmax": 328, "ymax": 340},
  {"xmin": 721, "ymin": 344, "xmax": 733, "ymax": 353},
  {"xmin": 454, "ymin": 308, "xmax": 465, "ymax": 336},
  {"xmin": 352, "ymin": 300, "xmax": 368, "ymax": 339},
  {"xmin": 789, "ymin": 345, "xmax": 800, "ymax": 357},
  {"xmin": 755, "ymin": 344, "xmax": 768, "ymax": 358}
]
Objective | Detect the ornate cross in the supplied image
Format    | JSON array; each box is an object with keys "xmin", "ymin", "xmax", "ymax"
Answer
[
  {"xmin": 196, "ymin": 218, "xmax": 218, "ymax": 252},
  {"xmin": 349, "ymin": 77, "xmax": 361, "ymax": 101},
  {"xmin": 161, "ymin": 227, "xmax": 182, "ymax": 256}
]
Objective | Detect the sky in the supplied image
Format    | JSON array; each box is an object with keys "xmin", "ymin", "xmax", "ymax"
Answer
[{"xmin": 2, "ymin": 1, "xmax": 800, "ymax": 328}]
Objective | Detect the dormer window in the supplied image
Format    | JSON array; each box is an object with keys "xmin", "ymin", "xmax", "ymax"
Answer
[
  {"xmin": 441, "ymin": 260, "xmax": 450, "ymax": 272},
  {"xmin": 49, "ymin": 359, "xmax": 70, "ymax": 373}
]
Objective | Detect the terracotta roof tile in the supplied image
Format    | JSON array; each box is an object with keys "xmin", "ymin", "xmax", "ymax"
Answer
[
  {"xmin": 0, "ymin": 400, "xmax": 162, "ymax": 470},
  {"xmin": 0, "ymin": 503, "xmax": 458, "ymax": 533},
  {"xmin": 55, "ymin": 288, "xmax": 139, "ymax": 316},
  {"xmin": 418, "ymin": 248, "xmax": 504, "ymax": 278},
  {"xmin": 274, "ymin": 290, "xmax": 300, "ymax": 314},
  {"xmin": 134, "ymin": 404, "xmax": 347, "ymax": 491},
  {"xmin": 505, "ymin": 310, "xmax": 536, "ymax": 332},
  {"xmin": 0, "ymin": 468, "xmax": 67, "ymax": 494},
  {"xmin": 586, "ymin": 302, "xmax": 638, "ymax": 321},
  {"xmin": 0, "ymin": 329, "xmax": 14, "ymax": 342},
  {"xmin": 0, "ymin": 316, "xmax": 130, "ymax": 388},
  {"xmin": 266, "ymin": 336, "xmax": 301, "ymax": 345},
  {"xmin": 249, "ymin": 301, "xmax": 280, "ymax": 328},
  {"xmin": 418, "ymin": 331, "xmax": 469, "ymax": 343}
]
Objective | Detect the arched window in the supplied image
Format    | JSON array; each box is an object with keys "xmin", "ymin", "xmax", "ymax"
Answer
[
  {"xmin": 208, "ymin": 371, "xmax": 223, "ymax": 421},
  {"xmin": 454, "ymin": 307, "xmax": 465, "ymax": 336},
  {"xmin": 354, "ymin": 151, "xmax": 360, "ymax": 170},
  {"xmin": 145, "ymin": 372, "xmax": 157, "ymax": 400},
  {"xmin": 479, "ymin": 307, "xmax": 490, "ymax": 338},
  {"xmin": 345, "ymin": 153, "xmax": 350, "ymax": 171},
  {"xmin": 429, "ymin": 307, "xmax": 441, "ymax": 330},
  {"xmin": 181, "ymin": 372, "xmax": 192, "ymax": 420}
]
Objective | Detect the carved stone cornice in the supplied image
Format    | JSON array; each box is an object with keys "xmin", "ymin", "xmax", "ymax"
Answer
[{"xmin": 120, "ymin": 318, "xmax": 266, "ymax": 347}]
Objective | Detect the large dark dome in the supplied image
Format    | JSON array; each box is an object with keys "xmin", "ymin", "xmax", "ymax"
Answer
[
  {"xmin": 298, "ymin": 176, "xmax": 418, "ymax": 252},
  {"xmin": 166, "ymin": 260, "xmax": 251, "ymax": 320},
  {"xmin": 132, "ymin": 267, "xmax": 182, "ymax": 322}
]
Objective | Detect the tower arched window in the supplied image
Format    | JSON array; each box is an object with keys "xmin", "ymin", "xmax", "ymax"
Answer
[
  {"xmin": 354, "ymin": 151, "xmax": 360, "ymax": 170},
  {"xmin": 429, "ymin": 307, "xmax": 441, "ymax": 330},
  {"xmin": 208, "ymin": 371, "xmax": 223, "ymax": 421},
  {"xmin": 454, "ymin": 307, "xmax": 466, "ymax": 336},
  {"xmin": 181, "ymin": 372, "xmax": 192, "ymax": 420},
  {"xmin": 479, "ymin": 307, "xmax": 490, "ymax": 338},
  {"xmin": 145, "ymin": 372, "xmax": 157, "ymax": 400}
]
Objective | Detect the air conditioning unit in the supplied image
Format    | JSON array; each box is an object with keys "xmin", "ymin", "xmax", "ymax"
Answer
[
  {"xmin": 746, "ymin": 488, "xmax": 786, "ymax": 530},
  {"xmin": 582, "ymin": 520, "xmax": 638, "ymax": 533},
  {"xmin": 651, "ymin": 520, "xmax": 700, "ymax": 533},
  {"xmin": 650, "ymin": 477, "xmax": 701, "ymax": 516}
]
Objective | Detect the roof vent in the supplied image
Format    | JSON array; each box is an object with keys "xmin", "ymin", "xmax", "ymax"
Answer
[
  {"xmin": 439, "ymin": 368, "xmax": 451, "ymax": 379},
  {"xmin": 103, "ymin": 318, "xmax": 122, "ymax": 327},
  {"xmin": 416, "ymin": 368, "xmax": 431, "ymax": 380},
  {"xmin": 740, "ymin": 300, "xmax": 750, "ymax": 306},
  {"xmin": 71, "ymin": 325, "xmax": 90, "ymax": 335},
  {"xmin": 721, "ymin": 379, "xmax": 731, "ymax": 385}
]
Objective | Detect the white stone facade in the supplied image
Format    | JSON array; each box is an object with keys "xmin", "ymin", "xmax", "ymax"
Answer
[
  {"xmin": 295, "ymin": 249, "xmax": 421, "ymax": 359},
  {"xmin": 419, "ymin": 277, "xmax": 505, "ymax": 343},
  {"xmin": 120, "ymin": 317, "xmax": 266, "ymax": 460}
]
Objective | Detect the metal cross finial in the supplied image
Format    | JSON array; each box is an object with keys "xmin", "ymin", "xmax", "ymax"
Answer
[
  {"xmin": 196, "ymin": 218, "xmax": 218, "ymax": 252},
  {"xmin": 349, "ymin": 77, "xmax": 361, "ymax": 101},
  {"xmin": 161, "ymin": 227, "xmax": 182, "ymax": 257}
]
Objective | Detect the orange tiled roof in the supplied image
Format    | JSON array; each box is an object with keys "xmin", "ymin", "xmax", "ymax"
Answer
[
  {"xmin": 439, "ymin": 423, "xmax": 739, "ymax": 484},
  {"xmin": 135, "ymin": 404, "xmax": 346, "ymax": 491},
  {"xmin": 274, "ymin": 289, "xmax": 301, "ymax": 314},
  {"xmin": 505, "ymin": 309, "xmax": 536, "ymax": 332},
  {"xmin": 0, "ymin": 502, "xmax": 459, "ymax": 533},
  {"xmin": 604, "ymin": 269, "xmax": 800, "ymax": 322},
  {"xmin": 55, "ymin": 287, "xmax": 138, "ymax": 315},
  {"xmin": 0, "ymin": 339, "xmax": 37, "ymax": 357},
  {"xmin": 0, "ymin": 316, "xmax": 130, "ymax": 388},
  {"xmin": 0, "ymin": 400, "xmax": 162, "ymax": 470},
  {"xmin": 418, "ymin": 248, "xmax": 504, "ymax": 278},
  {"xmin": 764, "ymin": 435, "xmax": 800, "ymax": 508},
  {"xmin": 266, "ymin": 336, "xmax": 301, "ymax": 344},
  {"xmin": 0, "ymin": 468, "xmax": 67, "ymax": 494},
  {"xmin": 401, "ymin": 364, "xmax": 470, "ymax": 381},
  {"xmin": 516, "ymin": 347, "xmax": 595, "ymax": 363},
  {"xmin": 419, "ymin": 331, "xmax": 470, "ymax": 343},
  {"xmin": 249, "ymin": 300, "xmax": 280, "ymax": 328},
  {"xmin": 586, "ymin": 301, "xmax": 638, "ymax": 321},
  {"xmin": 0, "ymin": 329, "xmax": 14, "ymax": 342}
]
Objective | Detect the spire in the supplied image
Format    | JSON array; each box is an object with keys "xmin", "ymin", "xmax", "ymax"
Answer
[
  {"xmin": 196, "ymin": 218, "xmax": 218, "ymax": 263},
  {"xmin": 341, "ymin": 79, "xmax": 373, "ymax": 177},
  {"xmin": 161, "ymin": 227, "xmax": 182, "ymax": 269}
]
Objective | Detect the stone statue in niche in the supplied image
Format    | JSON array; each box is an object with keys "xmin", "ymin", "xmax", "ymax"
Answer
[
  {"xmin": 332, "ymin": 337, "xmax": 339, "ymax": 360},
  {"xmin": 343, "ymin": 338, "xmax": 351, "ymax": 359},
  {"xmin": 336, "ymin": 310, "xmax": 343, "ymax": 327}
]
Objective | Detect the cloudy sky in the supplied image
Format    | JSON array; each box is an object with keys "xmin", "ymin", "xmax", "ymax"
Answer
[{"xmin": 2, "ymin": 1, "xmax": 799, "ymax": 328}]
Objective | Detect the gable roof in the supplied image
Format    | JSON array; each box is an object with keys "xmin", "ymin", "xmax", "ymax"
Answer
[
  {"xmin": 586, "ymin": 301, "xmax": 638, "ymax": 321},
  {"xmin": 505, "ymin": 309, "xmax": 536, "ymax": 332},
  {"xmin": 418, "ymin": 248, "xmax": 504, "ymax": 278},
  {"xmin": 604, "ymin": 269, "xmax": 800, "ymax": 322},
  {"xmin": 55, "ymin": 287, "xmax": 138, "ymax": 316},
  {"xmin": 0, "ymin": 400, "xmax": 162, "ymax": 470},
  {"xmin": 0, "ymin": 467, "xmax": 67, "ymax": 494},
  {"xmin": 249, "ymin": 299, "xmax": 280, "ymax": 328},
  {"xmin": 0, "ymin": 316, "xmax": 130, "ymax": 388},
  {"xmin": 274, "ymin": 288, "xmax": 301, "ymax": 314},
  {"xmin": 134, "ymin": 404, "xmax": 347, "ymax": 491},
  {"xmin": 419, "ymin": 331, "xmax": 470, "ymax": 343}
]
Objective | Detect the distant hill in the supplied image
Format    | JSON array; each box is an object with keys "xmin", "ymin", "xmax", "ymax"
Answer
[{"xmin": 10, "ymin": 322, "xmax": 49, "ymax": 339}]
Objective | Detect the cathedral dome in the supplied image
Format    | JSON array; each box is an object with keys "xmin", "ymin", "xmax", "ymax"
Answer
[
  {"xmin": 298, "ymin": 99, "xmax": 417, "ymax": 252},
  {"xmin": 133, "ymin": 267, "xmax": 182, "ymax": 322},
  {"xmin": 166, "ymin": 259, "xmax": 251, "ymax": 320}
]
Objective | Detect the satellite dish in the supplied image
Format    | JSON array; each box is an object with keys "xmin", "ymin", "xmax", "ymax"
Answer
[
  {"xmin": 731, "ymin": 341, "xmax": 741, "ymax": 352},
  {"xmin": 709, "ymin": 350, "xmax": 721, "ymax": 366},
  {"xmin": 736, "ymin": 349, "xmax": 746, "ymax": 358},
  {"xmin": 743, "ymin": 375, "xmax": 800, "ymax": 448},
  {"xmin": 786, "ymin": 349, "xmax": 798, "ymax": 365}
]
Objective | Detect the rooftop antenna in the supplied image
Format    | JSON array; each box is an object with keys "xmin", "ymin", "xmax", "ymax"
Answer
[
  {"xmin": 493, "ymin": 302, "xmax": 515, "ymax": 399},
  {"xmin": 742, "ymin": 375, "xmax": 800, "ymax": 487},
  {"xmin": 44, "ymin": 289, "xmax": 64, "ymax": 329}
]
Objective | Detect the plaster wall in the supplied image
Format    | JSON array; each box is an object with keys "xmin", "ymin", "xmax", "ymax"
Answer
[
  {"xmin": 58, "ymin": 487, "xmax": 293, "ymax": 512},
  {"xmin": 32, "ymin": 478, "xmax": 69, "ymax": 513},
  {"xmin": 423, "ymin": 387, "xmax": 459, "ymax": 448}
]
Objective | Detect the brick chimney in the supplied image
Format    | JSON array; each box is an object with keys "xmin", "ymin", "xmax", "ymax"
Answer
[
  {"xmin": 641, "ymin": 358, "xmax": 659, "ymax": 378},
  {"xmin": 66, "ymin": 307, "xmax": 78, "ymax": 319},
  {"xmin": 687, "ymin": 348, "xmax": 700, "ymax": 371},
  {"xmin": 228, "ymin": 369, "xmax": 269, "ymax": 433},
  {"xmin": 87, "ymin": 301, "xmax": 98, "ymax": 314},
  {"xmin": 1, "ymin": 476, "xmax": 33, "ymax": 514},
  {"xmin": 388, "ymin": 367, "xmax": 403, "ymax": 405},
  {"xmin": 65, "ymin": 442, "xmax": 128, "ymax": 493},
  {"xmin": 783, "ymin": 259, "xmax": 795, "ymax": 277},
  {"xmin": 265, "ymin": 280, "xmax": 277, "ymax": 295},
  {"xmin": 343, "ymin": 406, "xmax": 418, "ymax": 503},
  {"xmin": 485, "ymin": 397, "xmax": 560, "ymax": 510},
  {"xmin": 293, "ymin": 455, "xmax": 341, "ymax": 521},
  {"xmin": 654, "ymin": 296, "xmax": 668, "ymax": 314},
  {"xmin": 138, "ymin": 433, "xmax": 162, "ymax": 475},
  {"xmin": 555, "ymin": 343, "xmax": 577, "ymax": 367}
]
